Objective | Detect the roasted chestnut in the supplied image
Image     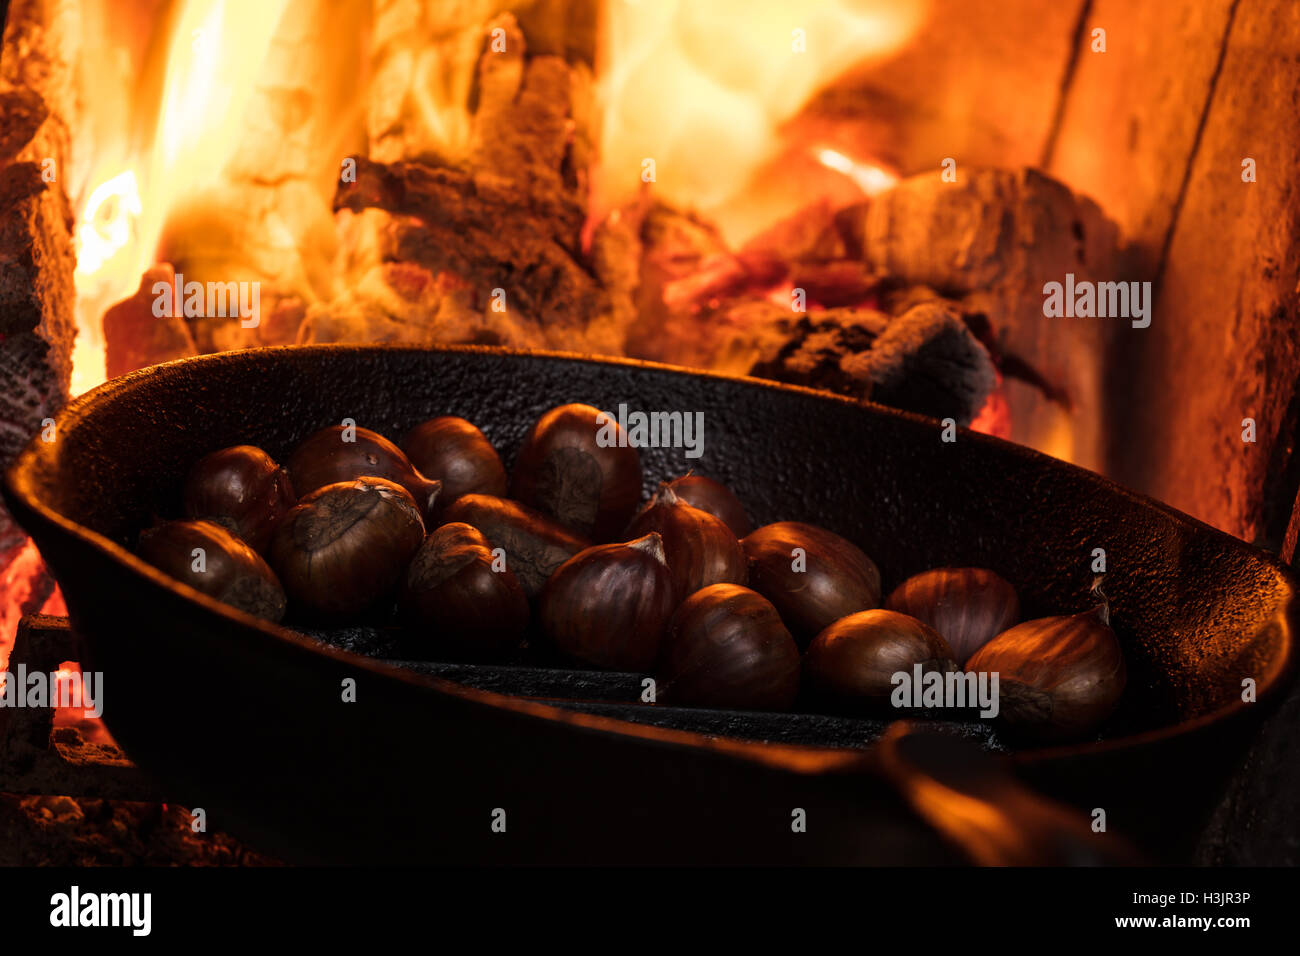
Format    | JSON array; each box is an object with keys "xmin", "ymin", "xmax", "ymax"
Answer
[
  {"xmin": 270, "ymin": 477, "xmax": 425, "ymax": 621},
  {"xmin": 658, "ymin": 583, "xmax": 801, "ymax": 711},
  {"xmin": 803, "ymin": 609, "xmax": 957, "ymax": 713},
  {"xmin": 138, "ymin": 519, "xmax": 286, "ymax": 623},
  {"xmin": 885, "ymin": 567, "xmax": 1020, "ymax": 664},
  {"xmin": 626, "ymin": 483, "xmax": 746, "ymax": 600},
  {"xmin": 539, "ymin": 533, "xmax": 676, "ymax": 670},
  {"xmin": 288, "ymin": 424, "xmax": 442, "ymax": 519},
  {"xmin": 741, "ymin": 521, "xmax": 881, "ymax": 647},
  {"xmin": 400, "ymin": 522, "xmax": 528, "ymax": 658},
  {"xmin": 402, "ymin": 416, "xmax": 507, "ymax": 510},
  {"xmin": 182, "ymin": 445, "xmax": 296, "ymax": 552},
  {"xmin": 965, "ymin": 597, "xmax": 1126, "ymax": 741},
  {"xmin": 441, "ymin": 493, "xmax": 589, "ymax": 599},
  {"xmin": 510, "ymin": 403, "xmax": 642, "ymax": 541},
  {"xmin": 665, "ymin": 474, "xmax": 751, "ymax": 537}
]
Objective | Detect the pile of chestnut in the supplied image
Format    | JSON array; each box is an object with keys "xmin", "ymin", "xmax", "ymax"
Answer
[{"xmin": 137, "ymin": 403, "xmax": 1126, "ymax": 742}]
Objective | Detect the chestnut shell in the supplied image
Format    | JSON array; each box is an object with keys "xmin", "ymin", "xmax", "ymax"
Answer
[
  {"xmin": 288, "ymin": 424, "xmax": 441, "ymax": 519},
  {"xmin": 741, "ymin": 521, "xmax": 882, "ymax": 647},
  {"xmin": 182, "ymin": 445, "xmax": 296, "ymax": 553},
  {"xmin": 666, "ymin": 474, "xmax": 751, "ymax": 537},
  {"xmin": 270, "ymin": 477, "xmax": 425, "ymax": 622},
  {"xmin": 138, "ymin": 519, "xmax": 286, "ymax": 623},
  {"xmin": 402, "ymin": 416, "xmax": 507, "ymax": 510},
  {"xmin": 400, "ymin": 522, "xmax": 528, "ymax": 659},
  {"xmin": 538, "ymin": 533, "xmax": 676, "ymax": 671},
  {"xmin": 626, "ymin": 485, "xmax": 746, "ymax": 601},
  {"xmin": 441, "ymin": 493, "xmax": 589, "ymax": 599},
  {"xmin": 510, "ymin": 403, "xmax": 642, "ymax": 541},
  {"xmin": 803, "ymin": 609, "xmax": 957, "ymax": 713},
  {"xmin": 966, "ymin": 607, "xmax": 1127, "ymax": 741},
  {"xmin": 658, "ymin": 583, "xmax": 801, "ymax": 711},
  {"xmin": 885, "ymin": 567, "xmax": 1020, "ymax": 664}
]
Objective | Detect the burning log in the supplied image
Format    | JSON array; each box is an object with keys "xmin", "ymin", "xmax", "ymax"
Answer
[
  {"xmin": 0, "ymin": 0, "xmax": 78, "ymax": 602},
  {"xmin": 101, "ymin": 266, "xmax": 198, "ymax": 380},
  {"xmin": 857, "ymin": 166, "xmax": 1121, "ymax": 467},
  {"xmin": 326, "ymin": 12, "xmax": 629, "ymax": 353}
]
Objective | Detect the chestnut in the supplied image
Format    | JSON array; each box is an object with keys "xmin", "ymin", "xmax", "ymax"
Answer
[
  {"xmin": 741, "ymin": 521, "xmax": 881, "ymax": 648},
  {"xmin": 440, "ymin": 493, "xmax": 589, "ymax": 599},
  {"xmin": 400, "ymin": 522, "xmax": 528, "ymax": 659},
  {"xmin": 402, "ymin": 416, "xmax": 507, "ymax": 511},
  {"xmin": 270, "ymin": 477, "xmax": 425, "ymax": 621},
  {"xmin": 510, "ymin": 403, "xmax": 642, "ymax": 541},
  {"xmin": 626, "ymin": 483, "xmax": 746, "ymax": 600},
  {"xmin": 885, "ymin": 567, "xmax": 1020, "ymax": 665},
  {"xmin": 288, "ymin": 424, "xmax": 442, "ymax": 519},
  {"xmin": 658, "ymin": 583, "xmax": 801, "ymax": 711},
  {"xmin": 665, "ymin": 474, "xmax": 751, "ymax": 537},
  {"xmin": 539, "ymin": 533, "xmax": 676, "ymax": 671},
  {"xmin": 182, "ymin": 444, "xmax": 296, "ymax": 553},
  {"xmin": 138, "ymin": 519, "xmax": 286, "ymax": 623},
  {"xmin": 803, "ymin": 609, "xmax": 957, "ymax": 713},
  {"xmin": 965, "ymin": 601, "xmax": 1126, "ymax": 742}
]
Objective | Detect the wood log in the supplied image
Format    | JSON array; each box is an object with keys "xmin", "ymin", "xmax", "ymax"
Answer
[
  {"xmin": 858, "ymin": 167, "xmax": 1120, "ymax": 469},
  {"xmin": 0, "ymin": 0, "xmax": 78, "ymax": 580},
  {"xmin": 101, "ymin": 265, "xmax": 198, "ymax": 380},
  {"xmin": 745, "ymin": 301, "xmax": 996, "ymax": 424}
]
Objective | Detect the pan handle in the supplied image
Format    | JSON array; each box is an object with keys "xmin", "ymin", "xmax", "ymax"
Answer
[{"xmin": 875, "ymin": 722, "xmax": 1142, "ymax": 865}]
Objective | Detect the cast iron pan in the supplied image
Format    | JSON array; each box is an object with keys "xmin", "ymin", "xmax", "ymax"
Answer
[{"xmin": 4, "ymin": 345, "xmax": 1296, "ymax": 863}]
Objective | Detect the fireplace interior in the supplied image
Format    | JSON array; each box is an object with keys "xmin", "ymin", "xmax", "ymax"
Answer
[{"xmin": 1, "ymin": 0, "xmax": 1299, "ymax": 865}]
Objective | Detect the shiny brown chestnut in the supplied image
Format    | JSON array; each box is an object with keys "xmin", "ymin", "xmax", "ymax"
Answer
[
  {"xmin": 270, "ymin": 477, "xmax": 425, "ymax": 621},
  {"xmin": 885, "ymin": 567, "xmax": 1020, "ymax": 664},
  {"xmin": 626, "ymin": 484, "xmax": 746, "ymax": 600},
  {"xmin": 665, "ymin": 474, "xmax": 751, "ymax": 538},
  {"xmin": 965, "ymin": 597, "xmax": 1126, "ymax": 742},
  {"xmin": 538, "ymin": 533, "xmax": 676, "ymax": 671},
  {"xmin": 399, "ymin": 522, "xmax": 528, "ymax": 658},
  {"xmin": 288, "ymin": 424, "xmax": 442, "ymax": 519},
  {"xmin": 401, "ymin": 416, "xmax": 507, "ymax": 511},
  {"xmin": 138, "ymin": 519, "xmax": 286, "ymax": 623},
  {"xmin": 182, "ymin": 445, "xmax": 296, "ymax": 553},
  {"xmin": 803, "ymin": 609, "xmax": 957, "ymax": 713},
  {"xmin": 741, "ymin": 521, "xmax": 881, "ymax": 647},
  {"xmin": 658, "ymin": 583, "xmax": 801, "ymax": 711},
  {"xmin": 510, "ymin": 403, "xmax": 642, "ymax": 541},
  {"xmin": 441, "ymin": 493, "xmax": 590, "ymax": 599}
]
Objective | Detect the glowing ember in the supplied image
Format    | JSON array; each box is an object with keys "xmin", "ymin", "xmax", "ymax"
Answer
[{"xmin": 0, "ymin": 538, "xmax": 48, "ymax": 670}]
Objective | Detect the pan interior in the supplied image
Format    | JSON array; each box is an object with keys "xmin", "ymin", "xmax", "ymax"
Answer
[{"xmin": 13, "ymin": 345, "xmax": 1297, "ymax": 740}]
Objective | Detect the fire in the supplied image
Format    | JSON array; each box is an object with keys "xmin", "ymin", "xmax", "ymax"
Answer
[
  {"xmin": 593, "ymin": 0, "xmax": 924, "ymax": 243},
  {"xmin": 72, "ymin": 0, "xmax": 294, "ymax": 395},
  {"xmin": 68, "ymin": 0, "xmax": 924, "ymax": 394},
  {"xmin": 814, "ymin": 147, "xmax": 898, "ymax": 196}
]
